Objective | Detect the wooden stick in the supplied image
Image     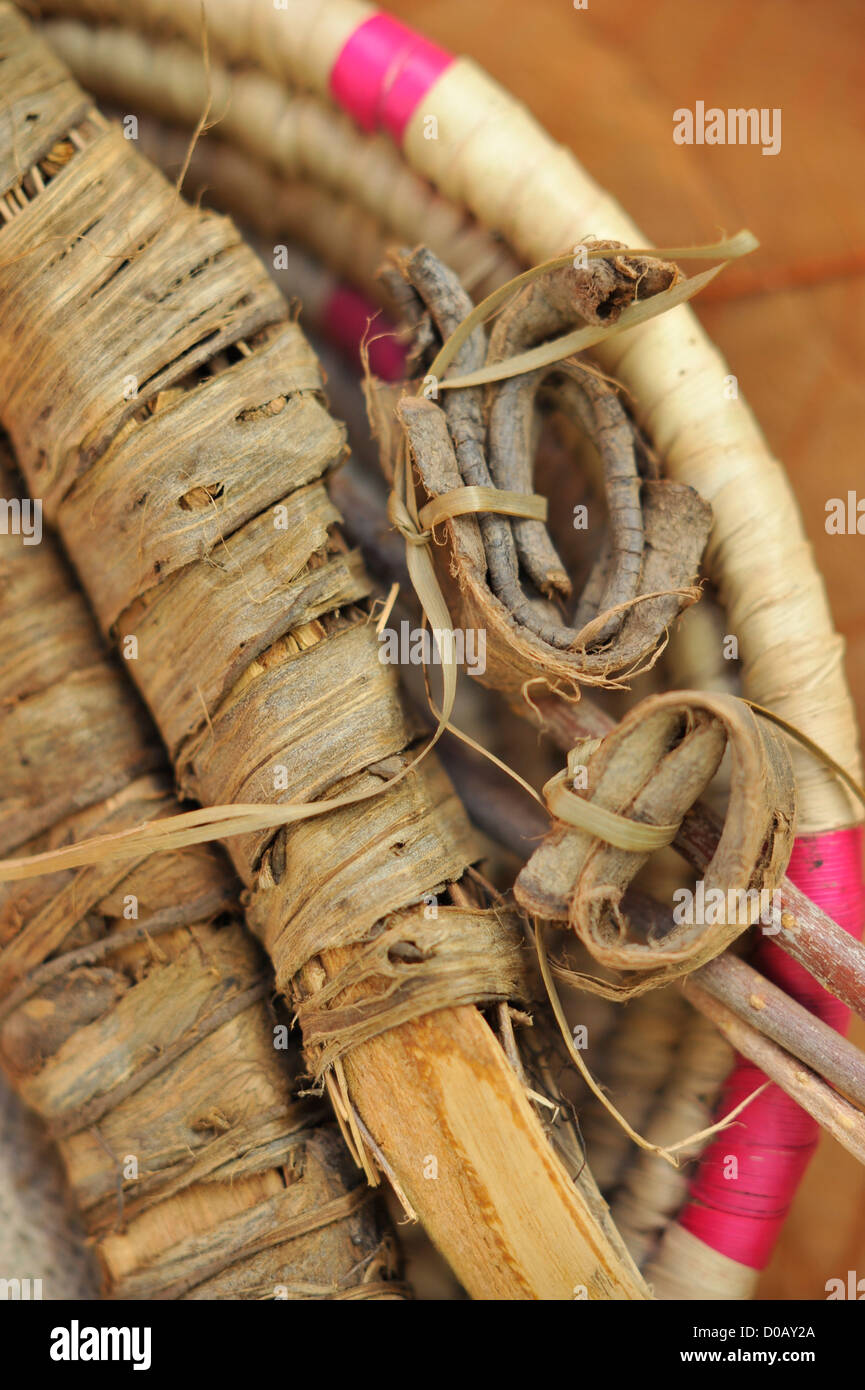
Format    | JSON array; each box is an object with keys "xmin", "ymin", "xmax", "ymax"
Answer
[
  {"xmin": 683, "ymin": 982, "xmax": 865, "ymax": 1168},
  {"xmin": 676, "ymin": 803, "xmax": 865, "ymax": 1022},
  {"xmin": 341, "ymin": 1000, "xmax": 648, "ymax": 1298},
  {"xmin": 694, "ymin": 954, "xmax": 865, "ymax": 1113}
]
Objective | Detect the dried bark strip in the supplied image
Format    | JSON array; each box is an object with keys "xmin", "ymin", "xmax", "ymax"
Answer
[
  {"xmin": 522, "ymin": 691, "xmax": 865, "ymax": 1127},
  {"xmin": 525, "ymin": 690, "xmax": 865, "ymax": 1023}
]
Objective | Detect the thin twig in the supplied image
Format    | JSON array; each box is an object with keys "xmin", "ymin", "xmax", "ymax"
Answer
[
  {"xmin": 694, "ymin": 953, "xmax": 865, "ymax": 1112},
  {"xmin": 685, "ymin": 981, "xmax": 865, "ymax": 1167}
]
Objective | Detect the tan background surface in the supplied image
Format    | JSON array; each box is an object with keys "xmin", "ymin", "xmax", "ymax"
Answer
[{"xmin": 387, "ymin": 0, "xmax": 865, "ymax": 1299}]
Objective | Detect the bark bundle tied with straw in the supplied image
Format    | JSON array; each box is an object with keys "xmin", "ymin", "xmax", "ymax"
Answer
[
  {"xmin": 373, "ymin": 245, "xmax": 717, "ymax": 708},
  {"xmin": 0, "ymin": 4, "xmax": 648, "ymax": 1300}
]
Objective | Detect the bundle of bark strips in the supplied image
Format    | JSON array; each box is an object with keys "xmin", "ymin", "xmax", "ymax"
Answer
[
  {"xmin": 0, "ymin": 6, "xmax": 648, "ymax": 1301},
  {"xmin": 0, "ymin": 445, "xmax": 406, "ymax": 1300}
]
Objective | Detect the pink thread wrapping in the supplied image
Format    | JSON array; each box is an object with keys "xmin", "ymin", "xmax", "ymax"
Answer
[
  {"xmin": 321, "ymin": 284, "xmax": 406, "ymax": 381},
  {"xmin": 329, "ymin": 12, "xmax": 454, "ymax": 142},
  {"xmin": 680, "ymin": 827, "xmax": 864, "ymax": 1268}
]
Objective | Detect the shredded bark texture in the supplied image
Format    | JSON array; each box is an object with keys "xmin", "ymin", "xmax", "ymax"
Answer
[
  {"xmin": 0, "ymin": 16, "xmax": 525, "ymax": 1055},
  {"xmin": 0, "ymin": 440, "xmax": 406, "ymax": 1300}
]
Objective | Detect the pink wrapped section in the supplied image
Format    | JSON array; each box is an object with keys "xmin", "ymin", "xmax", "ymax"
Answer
[
  {"xmin": 321, "ymin": 283, "xmax": 406, "ymax": 381},
  {"xmin": 329, "ymin": 12, "xmax": 454, "ymax": 142},
  {"xmin": 680, "ymin": 827, "xmax": 864, "ymax": 1267}
]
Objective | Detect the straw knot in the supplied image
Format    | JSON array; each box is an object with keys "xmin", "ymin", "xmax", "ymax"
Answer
[
  {"xmin": 386, "ymin": 488, "xmax": 431, "ymax": 545},
  {"xmin": 518, "ymin": 689, "xmax": 798, "ymax": 997}
]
